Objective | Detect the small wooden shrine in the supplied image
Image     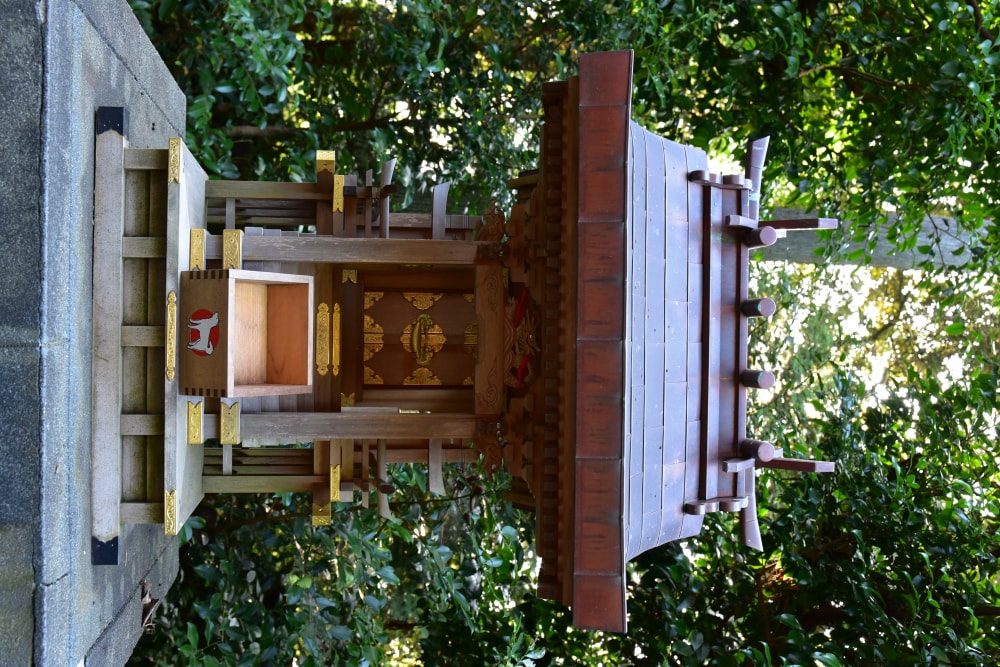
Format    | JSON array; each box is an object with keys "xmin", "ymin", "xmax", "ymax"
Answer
[{"xmin": 91, "ymin": 50, "xmax": 834, "ymax": 633}]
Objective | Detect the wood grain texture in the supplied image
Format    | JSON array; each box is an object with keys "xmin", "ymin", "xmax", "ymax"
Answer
[
  {"xmin": 92, "ymin": 119, "xmax": 126, "ymax": 549},
  {"xmin": 164, "ymin": 137, "xmax": 208, "ymax": 534},
  {"xmin": 240, "ymin": 236, "xmax": 484, "ymax": 266},
  {"xmin": 572, "ymin": 50, "xmax": 632, "ymax": 634},
  {"xmin": 474, "ymin": 264, "xmax": 505, "ymax": 416},
  {"xmin": 202, "ymin": 411, "xmax": 479, "ymax": 441}
]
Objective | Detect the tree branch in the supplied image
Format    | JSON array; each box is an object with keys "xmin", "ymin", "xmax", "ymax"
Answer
[
  {"xmin": 868, "ymin": 271, "xmax": 908, "ymax": 343},
  {"xmin": 966, "ymin": 0, "xmax": 997, "ymax": 43},
  {"xmin": 226, "ymin": 116, "xmax": 415, "ymax": 140}
]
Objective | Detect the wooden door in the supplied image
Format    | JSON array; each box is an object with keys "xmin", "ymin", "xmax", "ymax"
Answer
[{"xmin": 362, "ymin": 289, "xmax": 477, "ymax": 387}]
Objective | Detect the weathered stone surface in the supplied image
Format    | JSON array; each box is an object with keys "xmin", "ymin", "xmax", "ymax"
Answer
[{"xmin": 0, "ymin": 1, "xmax": 185, "ymax": 665}]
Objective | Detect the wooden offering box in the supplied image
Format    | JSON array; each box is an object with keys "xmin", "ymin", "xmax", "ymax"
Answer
[{"xmin": 179, "ymin": 269, "xmax": 314, "ymax": 397}]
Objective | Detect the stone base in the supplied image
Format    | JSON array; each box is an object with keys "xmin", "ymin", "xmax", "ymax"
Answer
[{"xmin": 0, "ymin": 1, "xmax": 186, "ymax": 665}]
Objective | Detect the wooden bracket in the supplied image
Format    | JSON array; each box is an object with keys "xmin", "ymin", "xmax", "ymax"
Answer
[
  {"xmin": 476, "ymin": 242, "xmax": 504, "ymax": 263},
  {"xmin": 683, "ymin": 496, "xmax": 748, "ymax": 515},
  {"xmin": 474, "ymin": 422, "xmax": 504, "ymax": 476}
]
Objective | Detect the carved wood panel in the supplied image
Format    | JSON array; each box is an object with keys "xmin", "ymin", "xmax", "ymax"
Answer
[{"xmin": 363, "ymin": 290, "xmax": 476, "ymax": 387}]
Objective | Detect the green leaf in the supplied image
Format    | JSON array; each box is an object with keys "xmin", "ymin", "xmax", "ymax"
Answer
[
  {"xmin": 813, "ymin": 652, "xmax": 842, "ymax": 667},
  {"xmin": 186, "ymin": 622, "xmax": 198, "ymax": 650},
  {"xmin": 945, "ymin": 322, "xmax": 966, "ymax": 335},
  {"xmin": 377, "ymin": 566, "xmax": 400, "ymax": 585},
  {"xmin": 315, "ymin": 596, "xmax": 337, "ymax": 609},
  {"xmin": 929, "ymin": 645, "xmax": 952, "ymax": 664},
  {"xmin": 157, "ymin": 0, "xmax": 178, "ymax": 21},
  {"xmin": 193, "ymin": 564, "xmax": 221, "ymax": 583}
]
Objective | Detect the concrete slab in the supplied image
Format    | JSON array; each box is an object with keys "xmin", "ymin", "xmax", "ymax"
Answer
[{"xmin": 0, "ymin": 0, "xmax": 186, "ymax": 664}]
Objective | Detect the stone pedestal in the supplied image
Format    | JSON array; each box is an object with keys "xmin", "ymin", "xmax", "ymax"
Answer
[{"xmin": 0, "ymin": 1, "xmax": 185, "ymax": 664}]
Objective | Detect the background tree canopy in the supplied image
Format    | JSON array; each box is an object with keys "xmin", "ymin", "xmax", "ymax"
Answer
[{"xmin": 128, "ymin": 1, "xmax": 999, "ymax": 665}]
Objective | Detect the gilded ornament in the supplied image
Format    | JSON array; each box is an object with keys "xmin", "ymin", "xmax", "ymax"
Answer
[
  {"xmin": 311, "ymin": 503, "xmax": 331, "ymax": 527},
  {"xmin": 333, "ymin": 174, "xmax": 345, "ymax": 213},
  {"xmin": 341, "ymin": 392, "xmax": 356, "ymax": 407},
  {"xmin": 316, "ymin": 150, "xmax": 336, "ymax": 174},
  {"xmin": 189, "ymin": 229, "xmax": 205, "ymax": 271},
  {"xmin": 363, "ymin": 314, "xmax": 384, "ymax": 361},
  {"xmin": 222, "ymin": 229, "xmax": 242, "ymax": 269},
  {"xmin": 342, "ymin": 268, "xmax": 357, "ymax": 284},
  {"xmin": 364, "ymin": 366, "xmax": 384, "ymax": 385},
  {"xmin": 363, "ymin": 291, "xmax": 384, "ymax": 309},
  {"xmin": 330, "ymin": 464, "xmax": 341, "ymax": 502},
  {"xmin": 464, "ymin": 322, "xmax": 478, "ymax": 354},
  {"xmin": 463, "ymin": 293, "xmax": 475, "ymax": 303},
  {"xmin": 164, "ymin": 489, "xmax": 178, "ymax": 535},
  {"xmin": 332, "ymin": 303, "xmax": 341, "ymax": 377},
  {"xmin": 167, "ymin": 137, "xmax": 181, "ymax": 184},
  {"xmin": 403, "ymin": 292, "xmax": 442, "ymax": 311},
  {"xmin": 316, "ymin": 303, "xmax": 330, "ymax": 376},
  {"xmin": 401, "ymin": 313, "xmax": 445, "ymax": 366},
  {"xmin": 186, "ymin": 401, "xmax": 203, "ymax": 445},
  {"xmin": 220, "ymin": 401, "xmax": 241, "ymax": 445},
  {"xmin": 403, "ymin": 367, "xmax": 442, "ymax": 385},
  {"xmin": 462, "ymin": 376, "xmax": 474, "ymax": 385},
  {"xmin": 165, "ymin": 291, "xmax": 177, "ymax": 381}
]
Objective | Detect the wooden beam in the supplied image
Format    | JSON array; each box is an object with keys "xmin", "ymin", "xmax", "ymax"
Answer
[
  {"xmin": 203, "ymin": 475, "xmax": 325, "ymax": 493},
  {"xmin": 120, "ymin": 414, "xmax": 164, "ymax": 436},
  {"xmin": 203, "ymin": 235, "xmax": 485, "ymax": 265},
  {"xmin": 202, "ymin": 411, "xmax": 479, "ymax": 440},
  {"xmin": 760, "ymin": 208, "xmax": 986, "ymax": 269},
  {"xmin": 124, "ymin": 148, "xmax": 168, "ymax": 171},
  {"xmin": 121, "ymin": 325, "xmax": 164, "ymax": 347},
  {"xmin": 92, "ymin": 107, "xmax": 126, "ymax": 564},
  {"xmin": 206, "ymin": 180, "xmax": 329, "ymax": 200},
  {"xmin": 122, "ymin": 236, "xmax": 166, "ymax": 258},
  {"xmin": 120, "ymin": 502, "xmax": 165, "ymax": 524}
]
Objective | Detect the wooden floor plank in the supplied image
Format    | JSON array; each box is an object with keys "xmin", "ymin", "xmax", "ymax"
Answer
[{"xmin": 91, "ymin": 111, "xmax": 127, "ymax": 563}]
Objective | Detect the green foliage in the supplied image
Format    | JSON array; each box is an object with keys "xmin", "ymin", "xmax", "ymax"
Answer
[
  {"xmin": 127, "ymin": 0, "xmax": 631, "ymax": 210},
  {"xmin": 624, "ymin": 0, "xmax": 1000, "ymax": 273},
  {"xmin": 134, "ymin": 464, "xmax": 543, "ymax": 666},
  {"xmin": 130, "ymin": 0, "xmax": 999, "ymax": 268},
  {"xmin": 130, "ymin": 0, "xmax": 999, "ymax": 264},
  {"xmin": 127, "ymin": 0, "xmax": 1000, "ymax": 664}
]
